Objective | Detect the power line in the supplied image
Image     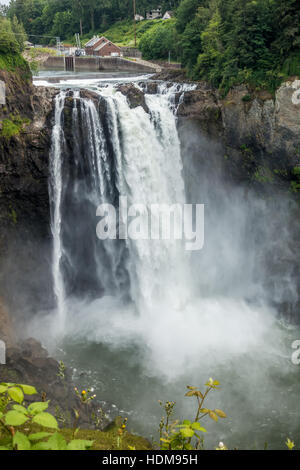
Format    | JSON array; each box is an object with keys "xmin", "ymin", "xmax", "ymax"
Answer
[{"xmin": 10, "ymin": 33, "xmax": 60, "ymax": 40}]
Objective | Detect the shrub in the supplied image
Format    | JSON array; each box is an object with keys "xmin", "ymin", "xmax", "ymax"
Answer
[
  {"xmin": 158, "ymin": 378, "xmax": 227, "ymax": 450},
  {"xmin": 0, "ymin": 383, "xmax": 94, "ymax": 450}
]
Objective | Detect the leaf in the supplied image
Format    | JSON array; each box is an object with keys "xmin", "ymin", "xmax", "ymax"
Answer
[
  {"xmin": 180, "ymin": 427, "xmax": 195, "ymax": 438},
  {"xmin": 31, "ymin": 442, "xmax": 52, "ymax": 450},
  {"xmin": 195, "ymin": 391, "xmax": 204, "ymax": 398},
  {"xmin": 182, "ymin": 420, "xmax": 191, "ymax": 426},
  {"xmin": 32, "ymin": 412, "xmax": 58, "ymax": 429},
  {"xmin": 46, "ymin": 432, "xmax": 67, "ymax": 450},
  {"xmin": 5, "ymin": 410, "xmax": 28, "ymax": 426},
  {"xmin": 28, "ymin": 401, "xmax": 49, "ymax": 415},
  {"xmin": 67, "ymin": 439, "xmax": 94, "ymax": 450},
  {"xmin": 8, "ymin": 387, "xmax": 24, "ymax": 404},
  {"xmin": 0, "ymin": 384, "xmax": 8, "ymax": 394},
  {"xmin": 191, "ymin": 422, "xmax": 207, "ymax": 432},
  {"xmin": 28, "ymin": 432, "xmax": 53, "ymax": 441},
  {"xmin": 19, "ymin": 385, "xmax": 37, "ymax": 395},
  {"xmin": 12, "ymin": 405, "xmax": 28, "ymax": 414},
  {"xmin": 199, "ymin": 408, "xmax": 210, "ymax": 414},
  {"xmin": 186, "ymin": 386, "xmax": 197, "ymax": 390},
  {"xmin": 215, "ymin": 409, "xmax": 227, "ymax": 418},
  {"xmin": 13, "ymin": 431, "xmax": 31, "ymax": 450},
  {"xmin": 185, "ymin": 391, "xmax": 196, "ymax": 397},
  {"xmin": 209, "ymin": 410, "xmax": 219, "ymax": 422}
]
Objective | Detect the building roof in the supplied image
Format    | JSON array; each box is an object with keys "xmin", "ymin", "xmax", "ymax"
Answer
[
  {"xmin": 85, "ymin": 36, "xmax": 108, "ymax": 48},
  {"xmin": 94, "ymin": 40, "xmax": 120, "ymax": 52}
]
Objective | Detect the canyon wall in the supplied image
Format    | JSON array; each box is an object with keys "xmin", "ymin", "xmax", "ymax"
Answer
[{"xmin": 0, "ymin": 66, "xmax": 57, "ymax": 318}]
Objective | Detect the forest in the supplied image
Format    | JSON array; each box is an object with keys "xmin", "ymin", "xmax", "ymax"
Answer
[{"xmin": 1, "ymin": 0, "xmax": 300, "ymax": 94}]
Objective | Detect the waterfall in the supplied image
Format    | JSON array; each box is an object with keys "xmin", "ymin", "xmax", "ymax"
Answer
[
  {"xmin": 48, "ymin": 83, "xmax": 191, "ymax": 328},
  {"xmin": 107, "ymin": 89, "xmax": 190, "ymax": 312},
  {"xmin": 49, "ymin": 91, "xmax": 67, "ymax": 328}
]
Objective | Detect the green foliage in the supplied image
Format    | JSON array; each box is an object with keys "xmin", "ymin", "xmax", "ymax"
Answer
[
  {"xmin": 0, "ymin": 15, "xmax": 29, "ymax": 75},
  {"xmin": 91, "ymin": 19, "xmax": 162, "ymax": 48},
  {"xmin": 0, "ymin": 114, "xmax": 30, "ymax": 140},
  {"xmin": 253, "ymin": 166, "xmax": 275, "ymax": 184},
  {"xmin": 290, "ymin": 167, "xmax": 300, "ymax": 193},
  {"xmin": 242, "ymin": 94, "xmax": 252, "ymax": 102},
  {"xmin": 0, "ymin": 17, "xmax": 20, "ymax": 54},
  {"xmin": 11, "ymin": 15, "xmax": 27, "ymax": 52},
  {"xmin": 139, "ymin": 19, "xmax": 180, "ymax": 61},
  {"xmin": 0, "ymin": 51, "xmax": 28, "ymax": 73},
  {"xmin": 0, "ymin": 382, "xmax": 94, "ymax": 451},
  {"xmin": 286, "ymin": 438, "xmax": 295, "ymax": 450},
  {"xmin": 158, "ymin": 378, "xmax": 227, "ymax": 450},
  {"xmin": 177, "ymin": 0, "xmax": 300, "ymax": 94},
  {"xmin": 6, "ymin": 1, "xmax": 181, "ymax": 42},
  {"xmin": 26, "ymin": 47, "xmax": 57, "ymax": 59}
]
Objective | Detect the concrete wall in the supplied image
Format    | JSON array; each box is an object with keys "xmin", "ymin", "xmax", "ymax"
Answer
[
  {"xmin": 121, "ymin": 47, "xmax": 142, "ymax": 59},
  {"xmin": 44, "ymin": 56, "xmax": 155, "ymax": 73}
]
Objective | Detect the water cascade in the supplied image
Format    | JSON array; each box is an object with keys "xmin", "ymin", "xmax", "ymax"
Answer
[{"xmin": 49, "ymin": 84, "xmax": 194, "ymax": 326}]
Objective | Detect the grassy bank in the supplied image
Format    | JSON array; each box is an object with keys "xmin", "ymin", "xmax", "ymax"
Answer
[
  {"xmin": 0, "ymin": 52, "xmax": 29, "ymax": 75},
  {"xmin": 79, "ymin": 19, "xmax": 162, "ymax": 48},
  {"xmin": 0, "ymin": 419, "xmax": 151, "ymax": 451}
]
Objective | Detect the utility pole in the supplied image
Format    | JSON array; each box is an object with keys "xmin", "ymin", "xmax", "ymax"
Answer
[{"xmin": 133, "ymin": 0, "xmax": 137, "ymax": 47}]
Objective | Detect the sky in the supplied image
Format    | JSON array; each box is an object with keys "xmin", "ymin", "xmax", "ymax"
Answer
[{"xmin": 0, "ymin": 0, "xmax": 10, "ymax": 6}]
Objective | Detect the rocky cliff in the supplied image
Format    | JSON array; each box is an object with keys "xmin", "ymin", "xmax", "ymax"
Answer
[
  {"xmin": 0, "ymin": 66, "xmax": 57, "ymax": 319},
  {"xmin": 177, "ymin": 78, "xmax": 300, "ymax": 190}
]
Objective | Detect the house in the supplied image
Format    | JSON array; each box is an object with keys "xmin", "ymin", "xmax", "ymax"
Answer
[
  {"xmin": 163, "ymin": 11, "xmax": 174, "ymax": 20},
  {"xmin": 135, "ymin": 14, "xmax": 144, "ymax": 21},
  {"xmin": 85, "ymin": 36, "xmax": 121, "ymax": 57},
  {"xmin": 146, "ymin": 8, "xmax": 162, "ymax": 20},
  {"xmin": 93, "ymin": 40, "xmax": 121, "ymax": 57},
  {"xmin": 85, "ymin": 36, "xmax": 105, "ymax": 55}
]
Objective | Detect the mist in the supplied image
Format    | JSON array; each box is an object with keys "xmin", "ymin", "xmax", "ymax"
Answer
[{"xmin": 21, "ymin": 81, "xmax": 300, "ymax": 449}]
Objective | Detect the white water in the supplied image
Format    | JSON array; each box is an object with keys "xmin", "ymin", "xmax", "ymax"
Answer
[
  {"xmin": 49, "ymin": 91, "xmax": 67, "ymax": 330},
  {"xmin": 45, "ymin": 81, "xmax": 282, "ymax": 376},
  {"xmin": 110, "ymin": 89, "xmax": 189, "ymax": 312},
  {"xmin": 31, "ymin": 77, "xmax": 300, "ymax": 449}
]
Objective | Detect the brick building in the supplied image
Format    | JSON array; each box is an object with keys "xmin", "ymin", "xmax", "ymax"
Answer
[{"xmin": 85, "ymin": 36, "xmax": 121, "ymax": 57}]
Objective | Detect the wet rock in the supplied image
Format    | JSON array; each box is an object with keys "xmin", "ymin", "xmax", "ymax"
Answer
[
  {"xmin": 0, "ymin": 71, "xmax": 57, "ymax": 316},
  {"xmin": 152, "ymin": 69, "xmax": 189, "ymax": 82},
  {"xmin": 117, "ymin": 84, "xmax": 149, "ymax": 113},
  {"xmin": 178, "ymin": 89, "xmax": 222, "ymax": 137},
  {"xmin": 138, "ymin": 81, "xmax": 158, "ymax": 94},
  {"xmin": 0, "ymin": 337, "xmax": 110, "ymax": 430}
]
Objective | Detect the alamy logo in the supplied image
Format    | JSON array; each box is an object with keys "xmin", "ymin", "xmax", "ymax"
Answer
[
  {"xmin": 0, "ymin": 340, "xmax": 6, "ymax": 365},
  {"xmin": 291, "ymin": 340, "xmax": 300, "ymax": 365},
  {"xmin": 96, "ymin": 197, "xmax": 204, "ymax": 251}
]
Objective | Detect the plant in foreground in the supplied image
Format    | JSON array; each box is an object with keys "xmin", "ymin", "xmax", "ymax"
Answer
[
  {"xmin": 0, "ymin": 383, "xmax": 93, "ymax": 450},
  {"xmin": 158, "ymin": 378, "xmax": 227, "ymax": 450}
]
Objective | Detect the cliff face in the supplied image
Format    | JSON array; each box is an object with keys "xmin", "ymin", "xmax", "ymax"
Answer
[
  {"xmin": 0, "ymin": 67, "xmax": 57, "ymax": 319},
  {"xmin": 178, "ymin": 78, "xmax": 300, "ymax": 189},
  {"xmin": 177, "ymin": 77, "xmax": 300, "ymax": 323}
]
